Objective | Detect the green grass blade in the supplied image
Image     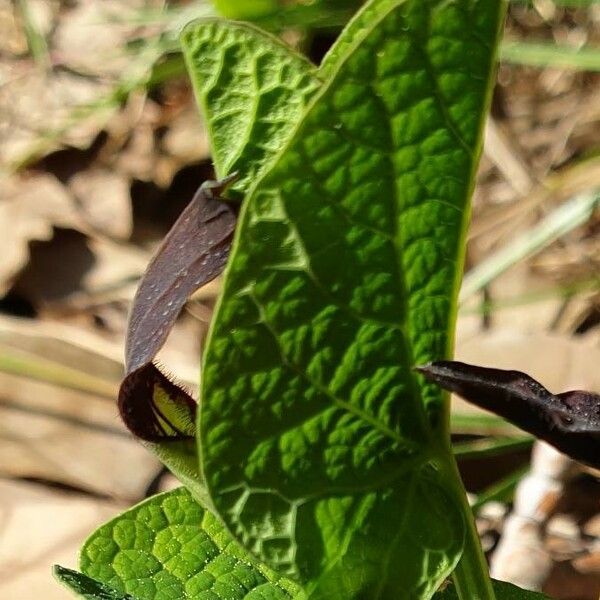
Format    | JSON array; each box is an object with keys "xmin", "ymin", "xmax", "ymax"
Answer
[
  {"xmin": 460, "ymin": 277, "xmax": 600, "ymax": 316},
  {"xmin": 212, "ymin": 0, "xmax": 279, "ymax": 19},
  {"xmin": 501, "ymin": 41, "xmax": 600, "ymax": 72},
  {"xmin": 453, "ymin": 436, "xmax": 533, "ymax": 461},
  {"xmin": 509, "ymin": 0, "xmax": 598, "ymax": 7},
  {"xmin": 451, "ymin": 412, "xmax": 518, "ymax": 436},
  {"xmin": 15, "ymin": 0, "xmax": 50, "ymax": 67},
  {"xmin": 211, "ymin": 0, "xmax": 360, "ymax": 28}
]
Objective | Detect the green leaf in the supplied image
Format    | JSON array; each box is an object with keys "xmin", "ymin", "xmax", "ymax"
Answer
[
  {"xmin": 434, "ymin": 579, "xmax": 551, "ymax": 599},
  {"xmin": 54, "ymin": 564, "xmax": 553, "ymax": 600},
  {"xmin": 199, "ymin": 0, "xmax": 504, "ymax": 597},
  {"xmin": 181, "ymin": 19, "xmax": 321, "ymax": 197},
  {"xmin": 77, "ymin": 487, "xmax": 300, "ymax": 600},
  {"xmin": 54, "ymin": 566, "xmax": 138, "ymax": 600}
]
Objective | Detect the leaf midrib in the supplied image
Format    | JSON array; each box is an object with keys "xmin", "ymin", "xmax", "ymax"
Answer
[{"xmin": 373, "ymin": 477, "xmax": 417, "ymax": 600}]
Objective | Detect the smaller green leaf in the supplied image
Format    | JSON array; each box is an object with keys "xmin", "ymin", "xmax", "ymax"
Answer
[
  {"xmin": 79, "ymin": 488, "xmax": 300, "ymax": 600},
  {"xmin": 181, "ymin": 18, "xmax": 320, "ymax": 197},
  {"xmin": 53, "ymin": 566, "xmax": 138, "ymax": 600},
  {"xmin": 434, "ymin": 579, "xmax": 551, "ymax": 599}
]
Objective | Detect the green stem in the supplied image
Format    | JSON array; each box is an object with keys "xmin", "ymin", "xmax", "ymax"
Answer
[
  {"xmin": 447, "ymin": 457, "xmax": 496, "ymax": 600},
  {"xmin": 16, "ymin": 0, "xmax": 50, "ymax": 68}
]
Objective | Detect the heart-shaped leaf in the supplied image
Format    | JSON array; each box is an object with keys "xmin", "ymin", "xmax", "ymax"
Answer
[
  {"xmin": 199, "ymin": 0, "xmax": 505, "ymax": 596},
  {"xmin": 59, "ymin": 488, "xmax": 300, "ymax": 600}
]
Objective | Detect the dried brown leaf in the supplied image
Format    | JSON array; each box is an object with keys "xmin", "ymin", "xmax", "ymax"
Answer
[
  {"xmin": 0, "ymin": 62, "xmax": 111, "ymax": 166},
  {"xmin": 69, "ymin": 169, "xmax": 132, "ymax": 239},
  {"xmin": 162, "ymin": 107, "xmax": 210, "ymax": 165},
  {"xmin": 0, "ymin": 370, "xmax": 159, "ymax": 499},
  {"xmin": 0, "ymin": 173, "xmax": 82, "ymax": 293},
  {"xmin": 52, "ymin": 0, "xmax": 144, "ymax": 78},
  {"xmin": 0, "ymin": 479, "xmax": 122, "ymax": 600}
]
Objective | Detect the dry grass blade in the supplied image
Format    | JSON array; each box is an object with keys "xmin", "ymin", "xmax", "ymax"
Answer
[
  {"xmin": 484, "ymin": 118, "xmax": 535, "ymax": 197},
  {"xmin": 461, "ymin": 191, "xmax": 600, "ymax": 302}
]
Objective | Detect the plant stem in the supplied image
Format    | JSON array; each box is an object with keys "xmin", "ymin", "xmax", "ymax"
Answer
[
  {"xmin": 16, "ymin": 0, "xmax": 50, "ymax": 68},
  {"xmin": 447, "ymin": 457, "xmax": 496, "ymax": 600}
]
